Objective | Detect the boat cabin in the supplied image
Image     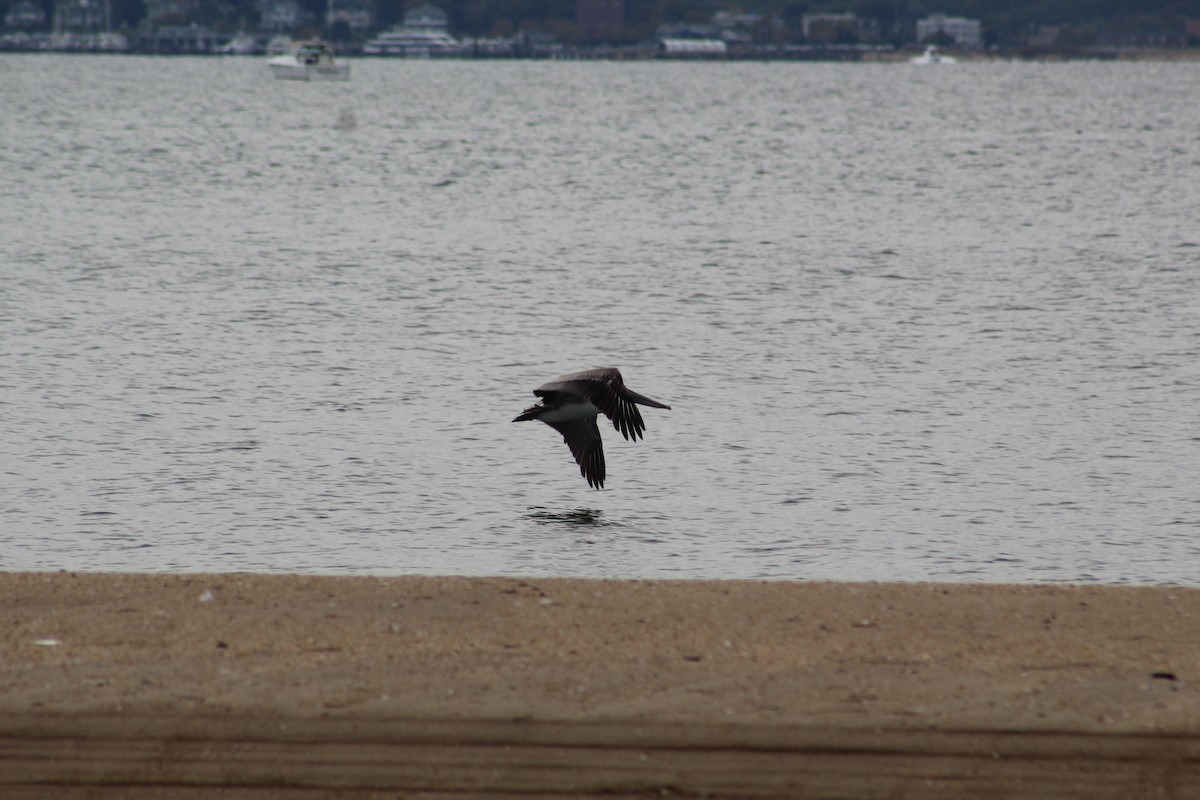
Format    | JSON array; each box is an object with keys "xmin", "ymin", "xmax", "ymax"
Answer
[{"xmin": 295, "ymin": 41, "xmax": 336, "ymax": 65}]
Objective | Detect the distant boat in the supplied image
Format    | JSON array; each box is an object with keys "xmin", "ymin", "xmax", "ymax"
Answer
[
  {"xmin": 658, "ymin": 38, "xmax": 727, "ymax": 57},
  {"xmin": 911, "ymin": 45, "xmax": 956, "ymax": 65},
  {"xmin": 266, "ymin": 35, "xmax": 292, "ymax": 57},
  {"xmin": 217, "ymin": 32, "xmax": 257, "ymax": 55},
  {"xmin": 362, "ymin": 27, "xmax": 463, "ymax": 57},
  {"xmin": 268, "ymin": 40, "xmax": 350, "ymax": 81}
]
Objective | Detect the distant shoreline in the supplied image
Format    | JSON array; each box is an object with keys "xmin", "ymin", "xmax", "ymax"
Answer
[
  {"xmin": 4, "ymin": 42, "xmax": 1200, "ymax": 62},
  {"xmin": 4, "ymin": 571, "xmax": 1199, "ymax": 797}
]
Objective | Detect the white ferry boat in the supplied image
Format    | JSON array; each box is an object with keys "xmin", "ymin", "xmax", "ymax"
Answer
[{"xmin": 362, "ymin": 27, "xmax": 462, "ymax": 57}]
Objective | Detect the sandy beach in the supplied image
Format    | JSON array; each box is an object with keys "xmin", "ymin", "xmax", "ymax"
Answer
[{"xmin": 3, "ymin": 572, "xmax": 1199, "ymax": 798}]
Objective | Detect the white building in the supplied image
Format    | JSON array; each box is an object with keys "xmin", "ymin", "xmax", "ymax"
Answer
[
  {"xmin": 329, "ymin": 0, "xmax": 371, "ymax": 34},
  {"xmin": 54, "ymin": 0, "xmax": 108, "ymax": 32},
  {"xmin": 5, "ymin": 0, "xmax": 47, "ymax": 29},
  {"xmin": 916, "ymin": 14, "xmax": 981, "ymax": 48},
  {"xmin": 259, "ymin": 0, "xmax": 301, "ymax": 31},
  {"xmin": 404, "ymin": 3, "xmax": 447, "ymax": 31}
]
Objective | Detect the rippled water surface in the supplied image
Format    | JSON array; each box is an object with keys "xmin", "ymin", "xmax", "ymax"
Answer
[{"xmin": 4, "ymin": 55, "xmax": 1199, "ymax": 583}]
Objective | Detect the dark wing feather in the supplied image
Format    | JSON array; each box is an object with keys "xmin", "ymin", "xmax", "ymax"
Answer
[{"xmin": 546, "ymin": 417, "xmax": 606, "ymax": 489}]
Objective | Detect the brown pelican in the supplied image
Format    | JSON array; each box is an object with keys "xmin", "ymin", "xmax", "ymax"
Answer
[{"xmin": 513, "ymin": 367, "xmax": 671, "ymax": 489}]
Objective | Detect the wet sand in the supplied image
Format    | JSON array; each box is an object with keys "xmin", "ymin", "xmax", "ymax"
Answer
[{"xmin": 3, "ymin": 572, "xmax": 1199, "ymax": 798}]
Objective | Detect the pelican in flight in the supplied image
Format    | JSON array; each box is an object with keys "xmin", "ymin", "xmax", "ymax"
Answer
[{"xmin": 513, "ymin": 367, "xmax": 671, "ymax": 489}]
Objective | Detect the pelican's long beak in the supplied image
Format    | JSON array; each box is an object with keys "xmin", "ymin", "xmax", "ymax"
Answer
[{"xmin": 626, "ymin": 390, "xmax": 671, "ymax": 410}]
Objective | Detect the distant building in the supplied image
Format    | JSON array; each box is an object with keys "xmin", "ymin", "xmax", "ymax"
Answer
[
  {"xmin": 801, "ymin": 12, "xmax": 879, "ymax": 43},
  {"xmin": 711, "ymin": 10, "xmax": 759, "ymax": 45},
  {"xmin": 916, "ymin": 14, "xmax": 981, "ymax": 48},
  {"xmin": 329, "ymin": 0, "xmax": 371, "ymax": 34},
  {"xmin": 5, "ymin": 0, "xmax": 47, "ymax": 29},
  {"xmin": 149, "ymin": 23, "xmax": 218, "ymax": 51},
  {"xmin": 577, "ymin": 0, "xmax": 623, "ymax": 37},
  {"xmin": 54, "ymin": 0, "xmax": 108, "ymax": 32},
  {"xmin": 1094, "ymin": 29, "xmax": 1185, "ymax": 48},
  {"xmin": 143, "ymin": 0, "xmax": 198, "ymax": 26},
  {"xmin": 404, "ymin": 3, "xmax": 447, "ymax": 30},
  {"xmin": 259, "ymin": 0, "xmax": 302, "ymax": 31},
  {"xmin": 802, "ymin": 13, "xmax": 855, "ymax": 43},
  {"xmin": 655, "ymin": 22, "xmax": 719, "ymax": 41},
  {"xmin": 711, "ymin": 11, "xmax": 760, "ymax": 31},
  {"xmin": 1027, "ymin": 26, "xmax": 1060, "ymax": 48}
]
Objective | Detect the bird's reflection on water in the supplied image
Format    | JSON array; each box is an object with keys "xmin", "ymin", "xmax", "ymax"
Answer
[{"xmin": 525, "ymin": 507, "xmax": 608, "ymax": 527}]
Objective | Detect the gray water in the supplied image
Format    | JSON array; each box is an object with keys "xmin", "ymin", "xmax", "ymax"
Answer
[{"xmin": 3, "ymin": 55, "xmax": 1199, "ymax": 583}]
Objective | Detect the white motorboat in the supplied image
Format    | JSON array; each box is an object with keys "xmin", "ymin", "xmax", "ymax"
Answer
[
  {"xmin": 911, "ymin": 45, "xmax": 956, "ymax": 65},
  {"xmin": 268, "ymin": 40, "xmax": 350, "ymax": 81},
  {"xmin": 266, "ymin": 35, "xmax": 293, "ymax": 56},
  {"xmin": 217, "ymin": 32, "xmax": 257, "ymax": 54}
]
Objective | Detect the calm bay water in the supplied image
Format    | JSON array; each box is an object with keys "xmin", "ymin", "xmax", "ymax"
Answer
[{"xmin": 3, "ymin": 55, "xmax": 1199, "ymax": 583}]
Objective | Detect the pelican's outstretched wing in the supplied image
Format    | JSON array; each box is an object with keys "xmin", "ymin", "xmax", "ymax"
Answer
[{"xmin": 546, "ymin": 416, "xmax": 606, "ymax": 488}]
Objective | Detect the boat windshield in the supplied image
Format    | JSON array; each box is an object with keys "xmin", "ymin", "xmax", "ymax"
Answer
[{"xmin": 296, "ymin": 43, "xmax": 330, "ymax": 64}]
